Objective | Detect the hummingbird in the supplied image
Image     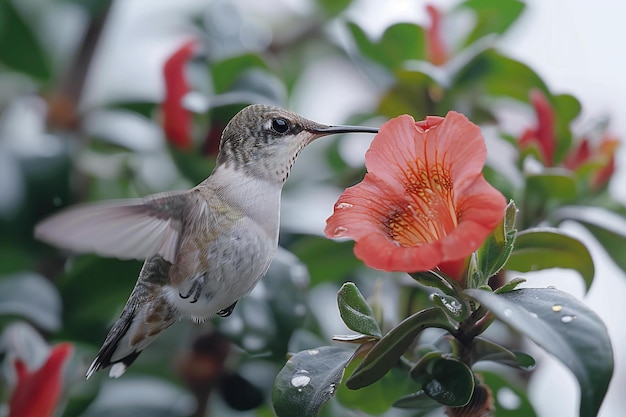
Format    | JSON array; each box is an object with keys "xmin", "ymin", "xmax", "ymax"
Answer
[{"xmin": 35, "ymin": 104, "xmax": 378, "ymax": 379}]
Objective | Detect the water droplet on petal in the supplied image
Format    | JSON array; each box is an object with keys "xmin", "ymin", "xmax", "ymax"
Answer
[
  {"xmin": 552, "ymin": 304, "xmax": 562, "ymax": 312},
  {"xmin": 336, "ymin": 202, "xmax": 353, "ymax": 209},
  {"xmin": 561, "ymin": 315, "xmax": 577, "ymax": 324},
  {"xmin": 503, "ymin": 308, "xmax": 513, "ymax": 317},
  {"xmin": 328, "ymin": 383, "xmax": 336, "ymax": 395},
  {"xmin": 291, "ymin": 370, "xmax": 311, "ymax": 388},
  {"xmin": 307, "ymin": 349, "xmax": 319, "ymax": 355},
  {"xmin": 333, "ymin": 226, "xmax": 348, "ymax": 237}
]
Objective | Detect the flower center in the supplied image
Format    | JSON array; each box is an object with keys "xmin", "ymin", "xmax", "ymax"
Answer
[{"xmin": 385, "ymin": 164, "xmax": 457, "ymax": 246}]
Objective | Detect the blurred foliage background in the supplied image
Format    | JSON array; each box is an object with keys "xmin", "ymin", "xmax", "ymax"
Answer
[{"xmin": 1, "ymin": 0, "xmax": 625, "ymax": 416}]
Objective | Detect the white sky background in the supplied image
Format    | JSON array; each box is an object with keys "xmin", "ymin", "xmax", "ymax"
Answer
[{"xmin": 79, "ymin": 0, "xmax": 626, "ymax": 416}]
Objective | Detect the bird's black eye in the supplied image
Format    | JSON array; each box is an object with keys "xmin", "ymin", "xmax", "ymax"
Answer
[{"xmin": 271, "ymin": 118, "xmax": 289, "ymax": 133}]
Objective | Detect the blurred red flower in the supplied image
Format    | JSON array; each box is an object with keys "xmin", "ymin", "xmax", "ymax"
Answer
[
  {"xmin": 9, "ymin": 343, "xmax": 73, "ymax": 417},
  {"xmin": 426, "ymin": 4, "xmax": 448, "ymax": 66},
  {"xmin": 564, "ymin": 135, "xmax": 619, "ymax": 190},
  {"xmin": 325, "ymin": 112, "xmax": 506, "ymax": 281},
  {"xmin": 162, "ymin": 40, "xmax": 197, "ymax": 150},
  {"xmin": 518, "ymin": 89, "xmax": 556, "ymax": 166}
]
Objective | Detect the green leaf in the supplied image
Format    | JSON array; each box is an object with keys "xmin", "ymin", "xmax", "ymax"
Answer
[
  {"xmin": 505, "ymin": 227, "xmax": 594, "ymax": 292},
  {"xmin": 452, "ymin": 49, "xmax": 548, "ymax": 102},
  {"xmin": 336, "ymin": 365, "xmax": 420, "ymax": 414},
  {"xmin": 424, "ymin": 358, "xmax": 473, "ymax": 406},
  {"xmin": 466, "ymin": 288, "xmax": 613, "ymax": 417},
  {"xmin": 470, "ymin": 337, "xmax": 535, "ymax": 370},
  {"xmin": 552, "ymin": 93, "xmax": 581, "ymax": 163},
  {"xmin": 393, "ymin": 390, "xmax": 440, "ymax": 411},
  {"xmin": 337, "ymin": 282, "xmax": 382, "ymax": 338},
  {"xmin": 458, "ymin": 0, "xmax": 525, "ymax": 46},
  {"xmin": 272, "ymin": 346, "xmax": 354, "ymax": 417},
  {"xmin": 477, "ymin": 200, "xmax": 517, "ymax": 280},
  {"xmin": 553, "ymin": 206, "xmax": 626, "ymax": 274},
  {"xmin": 211, "ymin": 53, "xmax": 268, "ymax": 93},
  {"xmin": 412, "ymin": 356, "xmax": 474, "ymax": 407},
  {"xmin": 318, "ymin": 0, "xmax": 352, "ymax": 17},
  {"xmin": 346, "ymin": 308, "xmax": 453, "ymax": 389},
  {"xmin": 432, "ymin": 294, "xmax": 468, "ymax": 322},
  {"xmin": 526, "ymin": 170, "xmax": 579, "ymax": 202},
  {"xmin": 378, "ymin": 69, "xmax": 438, "ymax": 118},
  {"xmin": 0, "ymin": 273, "xmax": 61, "ymax": 331},
  {"xmin": 291, "ymin": 237, "xmax": 362, "ymax": 285},
  {"xmin": 409, "ymin": 270, "xmax": 456, "ymax": 296},
  {"xmin": 0, "ymin": 1, "xmax": 51, "ymax": 80},
  {"xmin": 480, "ymin": 371, "xmax": 538, "ymax": 417},
  {"xmin": 347, "ymin": 22, "xmax": 426, "ymax": 71},
  {"xmin": 494, "ymin": 277, "xmax": 526, "ymax": 294},
  {"xmin": 57, "ymin": 255, "xmax": 140, "ymax": 344}
]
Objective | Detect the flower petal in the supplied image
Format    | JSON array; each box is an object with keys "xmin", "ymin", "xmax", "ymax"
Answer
[
  {"xmin": 163, "ymin": 40, "xmax": 197, "ymax": 150},
  {"xmin": 9, "ymin": 343, "xmax": 73, "ymax": 417}
]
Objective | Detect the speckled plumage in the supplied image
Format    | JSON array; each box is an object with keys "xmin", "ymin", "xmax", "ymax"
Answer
[{"xmin": 35, "ymin": 104, "xmax": 377, "ymax": 378}]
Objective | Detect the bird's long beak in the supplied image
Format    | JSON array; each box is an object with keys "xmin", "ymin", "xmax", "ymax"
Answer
[{"xmin": 311, "ymin": 124, "xmax": 379, "ymax": 135}]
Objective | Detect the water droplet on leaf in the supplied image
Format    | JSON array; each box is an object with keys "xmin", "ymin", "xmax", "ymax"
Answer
[
  {"xmin": 561, "ymin": 315, "xmax": 577, "ymax": 324},
  {"xmin": 291, "ymin": 370, "xmax": 311, "ymax": 388}
]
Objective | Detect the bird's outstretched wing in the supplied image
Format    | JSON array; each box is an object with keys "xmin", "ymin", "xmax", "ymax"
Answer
[{"xmin": 34, "ymin": 190, "xmax": 199, "ymax": 263}]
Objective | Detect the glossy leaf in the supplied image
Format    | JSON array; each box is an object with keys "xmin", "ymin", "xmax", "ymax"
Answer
[
  {"xmin": 393, "ymin": 390, "xmax": 440, "ymax": 411},
  {"xmin": 417, "ymin": 357, "xmax": 474, "ymax": 406},
  {"xmin": 505, "ymin": 227, "xmax": 594, "ymax": 291},
  {"xmin": 466, "ymin": 288, "xmax": 613, "ymax": 417},
  {"xmin": 408, "ymin": 351, "xmax": 444, "ymax": 382},
  {"xmin": 554, "ymin": 206, "xmax": 626, "ymax": 273},
  {"xmin": 337, "ymin": 282, "xmax": 382, "ymax": 338},
  {"xmin": 432, "ymin": 294, "xmax": 468, "ymax": 322},
  {"xmin": 0, "ymin": 273, "xmax": 61, "ymax": 331},
  {"xmin": 494, "ymin": 277, "xmax": 527, "ymax": 294},
  {"xmin": 459, "ymin": 0, "xmax": 525, "ymax": 47},
  {"xmin": 409, "ymin": 271, "xmax": 456, "ymax": 296},
  {"xmin": 477, "ymin": 200, "xmax": 517, "ymax": 281},
  {"xmin": 272, "ymin": 346, "xmax": 354, "ymax": 417},
  {"xmin": 346, "ymin": 308, "xmax": 452, "ymax": 389},
  {"xmin": 470, "ymin": 337, "xmax": 535, "ymax": 370}
]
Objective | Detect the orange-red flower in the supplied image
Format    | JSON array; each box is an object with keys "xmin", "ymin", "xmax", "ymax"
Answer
[
  {"xmin": 9, "ymin": 343, "xmax": 73, "ymax": 417},
  {"xmin": 325, "ymin": 112, "xmax": 506, "ymax": 281},
  {"xmin": 519, "ymin": 89, "xmax": 556, "ymax": 166},
  {"xmin": 162, "ymin": 40, "xmax": 197, "ymax": 150}
]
